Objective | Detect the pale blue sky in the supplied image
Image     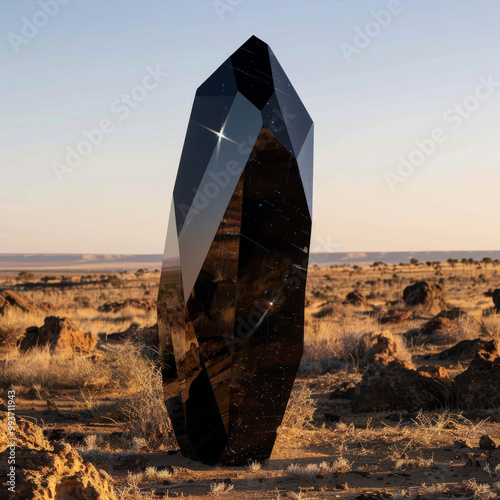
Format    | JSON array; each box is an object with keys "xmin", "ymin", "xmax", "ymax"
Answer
[{"xmin": 1, "ymin": 0, "xmax": 499, "ymax": 253}]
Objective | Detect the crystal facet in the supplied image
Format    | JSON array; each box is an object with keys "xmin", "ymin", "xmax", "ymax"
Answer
[{"xmin": 158, "ymin": 35, "xmax": 313, "ymax": 465}]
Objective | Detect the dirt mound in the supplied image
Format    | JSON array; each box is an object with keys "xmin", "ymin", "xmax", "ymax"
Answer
[
  {"xmin": 403, "ymin": 280, "xmax": 448, "ymax": 313},
  {"xmin": 343, "ymin": 291, "xmax": 365, "ymax": 306},
  {"xmin": 378, "ymin": 308, "xmax": 413, "ymax": 325},
  {"xmin": 0, "ymin": 290, "xmax": 53, "ymax": 315},
  {"xmin": 493, "ymin": 289, "xmax": 500, "ymax": 313},
  {"xmin": 421, "ymin": 315, "xmax": 453, "ymax": 333},
  {"xmin": 98, "ymin": 298, "xmax": 156, "ymax": 313},
  {"xmin": 354, "ymin": 332, "xmax": 412, "ymax": 369},
  {"xmin": 453, "ymin": 343, "xmax": 500, "ymax": 409},
  {"xmin": 351, "ymin": 365, "xmax": 450, "ymax": 412},
  {"xmin": 421, "ymin": 308, "xmax": 466, "ymax": 334},
  {"xmin": 437, "ymin": 338, "xmax": 498, "ymax": 362},
  {"xmin": 0, "ymin": 414, "xmax": 116, "ymax": 500},
  {"xmin": 19, "ymin": 316, "xmax": 97, "ymax": 353}
]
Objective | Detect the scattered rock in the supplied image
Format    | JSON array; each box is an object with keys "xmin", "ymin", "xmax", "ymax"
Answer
[
  {"xmin": 354, "ymin": 332, "xmax": 412, "ymax": 369},
  {"xmin": 493, "ymin": 289, "xmax": 500, "ymax": 313},
  {"xmin": 0, "ymin": 290, "xmax": 54, "ymax": 315},
  {"xmin": 18, "ymin": 316, "xmax": 97, "ymax": 353},
  {"xmin": 453, "ymin": 343, "xmax": 500, "ymax": 409},
  {"xmin": 344, "ymin": 291, "xmax": 365, "ymax": 306},
  {"xmin": 351, "ymin": 365, "xmax": 449, "ymax": 412},
  {"xmin": 0, "ymin": 414, "xmax": 116, "ymax": 500},
  {"xmin": 378, "ymin": 308, "xmax": 413, "ymax": 325},
  {"xmin": 479, "ymin": 435, "xmax": 497, "ymax": 450},
  {"xmin": 438, "ymin": 338, "xmax": 498, "ymax": 362},
  {"xmin": 98, "ymin": 298, "xmax": 156, "ymax": 313},
  {"xmin": 403, "ymin": 280, "xmax": 447, "ymax": 313}
]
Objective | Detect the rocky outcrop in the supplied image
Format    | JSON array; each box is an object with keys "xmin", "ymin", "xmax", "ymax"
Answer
[
  {"xmin": 403, "ymin": 281, "xmax": 447, "ymax": 313},
  {"xmin": 98, "ymin": 298, "xmax": 156, "ymax": 313},
  {"xmin": 354, "ymin": 332, "xmax": 412, "ymax": 369},
  {"xmin": 19, "ymin": 316, "xmax": 97, "ymax": 353},
  {"xmin": 437, "ymin": 338, "xmax": 498, "ymax": 362},
  {"xmin": 351, "ymin": 365, "xmax": 450, "ymax": 412},
  {"xmin": 453, "ymin": 343, "xmax": 500, "ymax": 409},
  {"xmin": 493, "ymin": 289, "xmax": 500, "ymax": 313},
  {"xmin": 0, "ymin": 414, "xmax": 116, "ymax": 500},
  {"xmin": 0, "ymin": 290, "xmax": 53, "ymax": 315}
]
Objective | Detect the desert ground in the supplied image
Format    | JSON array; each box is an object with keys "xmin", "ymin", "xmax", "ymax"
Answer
[{"xmin": 1, "ymin": 259, "xmax": 500, "ymax": 499}]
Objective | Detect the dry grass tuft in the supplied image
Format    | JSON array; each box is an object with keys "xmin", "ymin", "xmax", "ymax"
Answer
[
  {"xmin": 120, "ymin": 357, "xmax": 176, "ymax": 450},
  {"xmin": 0, "ymin": 346, "xmax": 150, "ymax": 392}
]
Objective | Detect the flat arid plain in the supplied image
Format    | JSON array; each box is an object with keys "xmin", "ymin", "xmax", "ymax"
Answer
[{"xmin": 1, "ymin": 259, "xmax": 500, "ymax": 499}]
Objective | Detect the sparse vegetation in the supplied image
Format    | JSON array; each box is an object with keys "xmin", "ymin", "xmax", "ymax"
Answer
[{"xmin": 1, "ymin": 261, "xmax": 499, "ymax": 499}]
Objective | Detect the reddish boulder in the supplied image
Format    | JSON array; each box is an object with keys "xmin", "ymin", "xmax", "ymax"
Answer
[
  {"xmin": 453, "ymin": 343, "xmax": 500, "ymax": 409},
  {"xmin": 351, "ymin": 365, "xmax": 449, "ymax": 412},
  {"xmin": 438, "ymin": 338, "xmax": 498, "ymax": 362},
  {"xmin": 403, "ymin": 281, "xmax": 447, "ymax": 313},
  {"xmin": 0, "ymin": 414, "xmax": 117, "ymax": 500},
  {"xmin": 19, "ymin": 316, "xmax": 97, "ymax": 353},
  {"xmin": 354, "ymin": 332, "xmax": 412, "ymax": 369}
]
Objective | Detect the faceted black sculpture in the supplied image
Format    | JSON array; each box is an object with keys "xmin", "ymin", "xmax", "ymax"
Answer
[{"xmin": 157, "ymin": 35, "xmax": 313, "ymax": 465}]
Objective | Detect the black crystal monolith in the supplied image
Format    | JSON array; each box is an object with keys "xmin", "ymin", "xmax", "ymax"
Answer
[{"xmin": 158, "ymin": 35, "xmax": 313, "ymax": 465}]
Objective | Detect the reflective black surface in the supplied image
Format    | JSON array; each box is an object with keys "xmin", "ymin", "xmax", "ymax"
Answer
[{"xmin": 158, "ymin": 35, "xmax": 313, "ymax": 465}]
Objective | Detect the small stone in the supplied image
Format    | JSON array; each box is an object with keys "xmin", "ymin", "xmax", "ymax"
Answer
[{"xmin": 479, "ymin": 435, "xmax": 496, "ymax": 450}]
